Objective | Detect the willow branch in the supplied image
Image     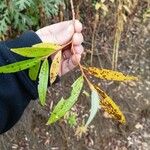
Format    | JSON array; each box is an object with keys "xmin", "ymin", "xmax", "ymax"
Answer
[
  {"xmin": 70, "ymin": 0, "xmax": 75, "ymax": 22},
  {"xmin": 70, "ymin": 0, "xmax": 93, "ymax": 90}
]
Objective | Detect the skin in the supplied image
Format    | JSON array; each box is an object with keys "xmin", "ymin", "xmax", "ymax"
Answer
[{"xmin": 36, "ymin": 20, "xmax": 84, "ymax": 76}]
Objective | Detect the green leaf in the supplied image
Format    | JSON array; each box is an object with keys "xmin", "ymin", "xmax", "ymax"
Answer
[
  {"xmin": 33, "ymin": 43, "xmax": 61, "ymax": 49},
  {"xmin": 29, "ymin": 61, "xmax": 41, "ymax": 81},
  {"xmin": 47, "ymin": 76, "xmax": 84, "ymax": 125},
  {"xmin": 11, "ymin": 47, "xmax": 58, "ymax": 58},
  {"xmin": 15, "ymin": 0, "xmax": 34, "ymax": 10},
  {"xmin": 67, "ymin": 114, "xmax": 77, "ymax": 127},
  {"xmin": 38, "ymin": 59, "xmax": 49, "ymax": 106},
  {"xmin": 85, "ymin": 89, "xmax": 100, "ymax": 126},
  {"xmin": 0, "ymin": 58, "xmax": 41, "ymax": 73}
]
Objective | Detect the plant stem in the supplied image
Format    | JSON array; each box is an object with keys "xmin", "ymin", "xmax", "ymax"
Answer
[{"xmin": 70, "ymin": 0, "xmax": 93, "ymax": 90}]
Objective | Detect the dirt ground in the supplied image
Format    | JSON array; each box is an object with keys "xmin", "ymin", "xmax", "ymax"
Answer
[{"xmin": 0, "ymin": 1, "xmax": 150, "ymax": 150}]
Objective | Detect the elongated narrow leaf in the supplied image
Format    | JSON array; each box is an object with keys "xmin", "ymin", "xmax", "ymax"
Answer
[
  {"xmin": 47, "ymin": 76, "xmax": 84, "ymax": 125},
  {"xmin": 95, "ymin": 86, "xmax": 126, "ymax": 124},
  {"xmin": 29, "ymin": 61, "xmax": 41, "ymax": 81},
  {"xmin": 85, "ymin": 88, "xmax": 100, "ymax": 126},
  {"xmin": 33, "ymin": 43, "xmax": 62, "ymax": 50},
  {"xmin": 38, "ymin": 59, "xmax": 49, "ymax": 106},
  {"xmin": 84, "ymin": 67, "xmax": 137, "ymax": 81},
  {"xmin": 50, "ymin": 50, "xmax": 62, "ymax": 84},
  {"xmin": 0, "ymin": 58, "xmax": 41, "ymax": 73},
  {"xmin": 11, "ymin": 47, "xmax": 59, "ymax": 58},
  {"xmin": 11, "ymin": 43, "xmax": 61, "ymax": 58}
]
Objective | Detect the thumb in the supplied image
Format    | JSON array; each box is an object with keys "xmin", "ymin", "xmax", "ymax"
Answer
[{"xmin": 55, "ymin": 24, "xmax": 74, "ymax": 45}]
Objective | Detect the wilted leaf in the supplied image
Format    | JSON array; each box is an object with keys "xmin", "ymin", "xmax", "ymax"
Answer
[
  {"xmin": 83, "ymin": 90, "xmax": 90, "ymax": 97},
  {"xmin": 29, "ymin": 61, "xmax": 41, "ymax": 81},
  {"xmin": 38, "ymin": 59, "xmax": 49, "ymax": 106},
  {"xmin": 84, "ymin": 67, "xmax": 137, "ymax": 81},
  {"xmin": 85, "ymin": 88, "xmax": 100, "ymax": 126},
  {"xmin": 75, "ymin": 126, "xmax": 88, "ymax": 138},
  {"xmin": 95, "ymin": 2, "xmax": 101, "ymax": 10},
  {"xmin": 50, "ymin": 50, "xmax": 62, "ymax": 84},
  {"xmin": 123, "ymin": 5, "xmax": 131, "ymax": 14},
  {"xmin": 47, "ymin": 76, "xmax": 84, "ymax": 124},
  {"xmin": 101, "ymin": 4, "xmax": 108, "ymax": 12},
  {"xmin": 95, "ymin": 86, "xmax": 126, "ymax": 124},
  {"xmin": 122, "ymin": 13, "xmax": 127, "ymax": 22},
  {"xmin": 0, "ymin": 58, "xmax": 41, "ymax": 73},
  {"xmin": 11, "ymin": 46, "xmax": 59, "ymax": 58}
]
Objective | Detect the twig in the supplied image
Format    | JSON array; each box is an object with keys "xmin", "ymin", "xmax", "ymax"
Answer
[
  {"xmin": 70, "ymin": 0, "xmax": 94, "ymax": 90},
  {"xmin": 112, "ymin": 1, "xmax": 124, "ymax": 70},
  {"xmin": 70, "ymin": 0, "xmax": 75, "ymax": 22}
]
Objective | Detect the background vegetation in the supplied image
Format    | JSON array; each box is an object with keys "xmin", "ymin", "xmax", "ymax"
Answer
[
  {"xmin": 0, "ymin": 0, "xmax": 150, "ymax": 149},
  {"xmin": 0, "ymin": 0, "xmax": 62, "ymax": 39}
]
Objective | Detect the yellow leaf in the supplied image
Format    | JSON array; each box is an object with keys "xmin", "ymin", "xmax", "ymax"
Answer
[
  {"xmin": 95, "ymin": 2, "xmax": 101, "ymax": 10},
  {"xmin": 50, "ymin": 50, "xmax": 62, "ymax": 84},
  {"xmin": 123, "ymin": 5, "xmax": 131, "ymax": 14},
  {"xmin": 75, "ymin": 126, "xmax": 88, "ymax": 138},
  {"xmin": 83, "ymin": 67, "xmax": 138, "ymax": 81},
  {"xmin": 95, "ymin": 86, "xmax": 126, "ymax": 124},
  {"xmin": 122, "ymin": 13, "xmax": 127, "ymax": 22},
  {"xmin": 110, "ymin": 0, "xmax": 115, "ymax": 3},
  {"xmin": 33, "ymin": 43, "xmax": 62, "ymax": 50},
  {"xmin": 101, "ymin": 4, "xmax": 108, "ymax": 12}
]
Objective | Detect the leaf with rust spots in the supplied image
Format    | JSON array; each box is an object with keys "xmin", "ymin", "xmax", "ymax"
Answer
[
  {"xmin": 95, "ymin": 85, "xmax": 126, "ymax": 124},
  {"xmin": 83, "ymin": 67, "xmax": 138, "ymax": 81},
  {"xmin": 50, "ymin": 50, "xmax": 62, "ymax": 84}
]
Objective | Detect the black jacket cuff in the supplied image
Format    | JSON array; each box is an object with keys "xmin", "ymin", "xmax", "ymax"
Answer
[
  {"xmin": 1, "ymin": 31, "xmax": 43, "ymax": 100},
  {"xmin": 0, "ymin": 101, "xmax": 8, "ymax": 133},
  {"xmin": 5, "ymin": 31, "xmax": 42, "ymax": 49}
]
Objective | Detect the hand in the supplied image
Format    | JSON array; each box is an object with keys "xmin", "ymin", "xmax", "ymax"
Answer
[{"xmin": 36, "ymin": 20, "xmax": 84, "ymax": 76}]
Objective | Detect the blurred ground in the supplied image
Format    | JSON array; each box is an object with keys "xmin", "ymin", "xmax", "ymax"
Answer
[{"xmin": 0, "ymin": 1, "xmax": 150, "ymax": 150}]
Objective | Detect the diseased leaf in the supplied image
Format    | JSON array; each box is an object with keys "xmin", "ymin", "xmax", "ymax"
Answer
[
  {"xmin": 95, "ymin": 86, "xmax": 126, "ymax": 124},
  {"xmin": 11, "ymin": 47, "xmax": 59, "ymax": 58},
  {"xmin": 0, "ymin": 57, "xmax": 41, "ymax": 73},
  {"xmin": 47, "ymin": 76, "xmax": 84, "ymax": 125},
  {"xmin": 85, "ymin": 88, "xmax": 100, "ymax": 126},
  {"xmin": 50, "ymin": 50, "xmax": 62, "ymax": 84},
  {"xmin": 33, "ymin": 43, "xmax": 62, "ymax": 50},
  {"xmin": 75, "ymin": 126, "xmax": 88, "ymax": 138},
  {"xmin": 29, "ymin": 61, "xmax": 41, "ymax": 81},
  {"xmin": 84, "ymin": 67, "xmax": 138, "ymax": 81},
  {"xmin": 38, "ymin": 59, "xmax": 49, "ymax": 106}
]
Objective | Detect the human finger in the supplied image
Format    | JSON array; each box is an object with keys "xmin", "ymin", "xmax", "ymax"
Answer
[
  {"xmin": 62, "ymin": 49, "xmax": 72, "ymax": 60},
  {"xmin": 74, "ymin": 20, "xmax": 83, "ymax": 33},
  {"xmin": 72, "ymin": 33, "xmax": 84, "ymax": 45},
  {"xmin": 73, "ymin": 45, "xmax": 84, "ymax": 54},
  {"xmin": 47, "ymin": 20, "xmax": 73, "ymax": 33},
  {"xmin": 61, "ymin": 54, "xmax": 81, "ymax": 75}
]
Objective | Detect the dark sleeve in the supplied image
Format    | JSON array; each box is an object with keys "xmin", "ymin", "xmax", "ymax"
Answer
[{"xmin": 0, "ymin": 31, "xmax": 43, "ymax": 134}]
